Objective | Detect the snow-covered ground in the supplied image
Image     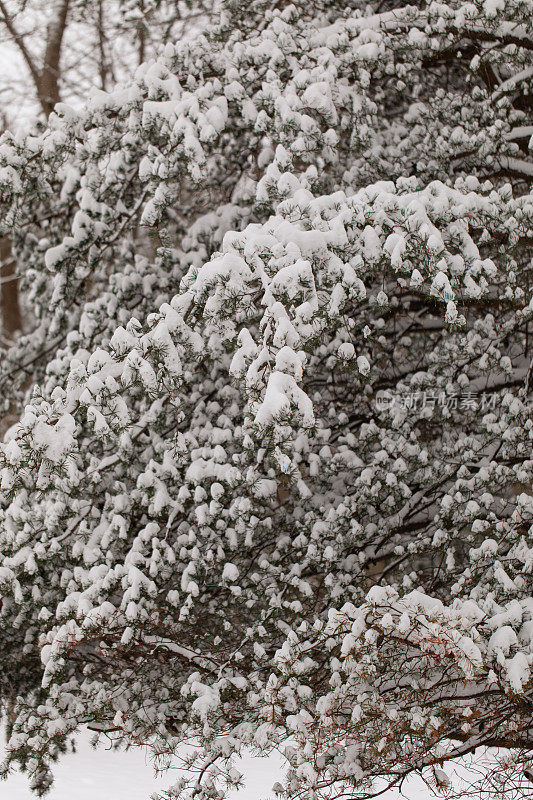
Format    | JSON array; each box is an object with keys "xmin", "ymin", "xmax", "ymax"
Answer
[{"xmin": 0, "ymin": 729, "xmax": 434, "ymax": 799}]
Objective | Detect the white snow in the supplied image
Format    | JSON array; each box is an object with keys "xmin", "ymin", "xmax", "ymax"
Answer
[{"xmin": 0, "ymin": 729, "xmax": 501, "ymax": 800}]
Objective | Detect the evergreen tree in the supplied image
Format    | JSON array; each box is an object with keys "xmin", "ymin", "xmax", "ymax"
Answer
[{"xmin": 0, "ymin": 1, "xmax": 531, "ymax": 797}]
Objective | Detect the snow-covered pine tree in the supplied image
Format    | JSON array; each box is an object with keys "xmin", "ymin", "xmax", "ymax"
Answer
[{"xmin": 0, "ymin": 1, "xmax": 531, "ymax": 797}]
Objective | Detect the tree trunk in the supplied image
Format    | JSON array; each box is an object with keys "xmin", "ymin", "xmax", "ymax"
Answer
[
  {"xmin": 0, "ymin": 235, "xmax": 21, "ymax": 340},
  {"xmin": 39, "ymin": 0, "xmax": 70, "ymax": 116}
]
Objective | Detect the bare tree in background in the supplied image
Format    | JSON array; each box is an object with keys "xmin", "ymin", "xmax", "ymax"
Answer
[
  {"xmin": 0, "ymin": 0, "xmax": 70, "ymax": 341},
  {"xmin": 0, "ymin": 0, "xmax": 69, "ymax": 116},
  {"xmin": 0, "ymin": 0, "xmax": 210, "ymax": 341}
]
